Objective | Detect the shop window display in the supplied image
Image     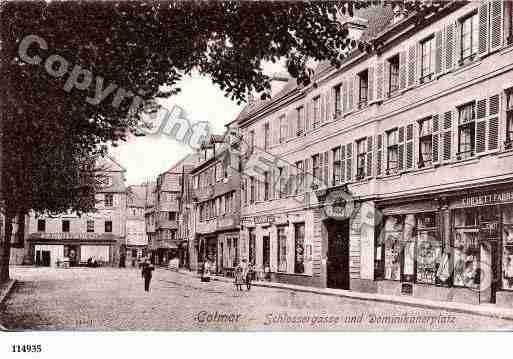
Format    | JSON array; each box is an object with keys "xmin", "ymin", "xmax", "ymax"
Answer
[
  {"xmin": 416, "ymin": 213, "xmax": 444, "ymax": 285},
  {"xmin": 453, "ymin": 209, "xmax": 480, "ymax": 289},
  {"xmin": 503, "ymin": 207, "xmax": 513, "ymax": 290},
  {"xmin": 277, "ymin": 226, "xmax": 287, "ymax": 272},
  {"xmin": 384, "ymin": 216, "xmax": 403, "ymax": 281}
]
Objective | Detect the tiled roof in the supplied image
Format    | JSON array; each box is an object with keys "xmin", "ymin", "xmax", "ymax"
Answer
[
  {"xmin": 237, "ymin": 5, "xmax": 395, "ymax": 122},
  {"xmin": 127, "ymin": 185, "xmax": 147, "ymax": 207}
]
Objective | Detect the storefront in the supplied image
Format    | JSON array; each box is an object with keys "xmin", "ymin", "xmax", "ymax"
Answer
[
  {"xmin": 28, "ymin": 233, "xmax": 117, "ymax": 267},
  {"xmin": 374, "ymin": 186, "xmax": 513, "ymax": 307},
  {"xmin": 217, "ymin": 231, "xmax": 240, "ymax": 276}
]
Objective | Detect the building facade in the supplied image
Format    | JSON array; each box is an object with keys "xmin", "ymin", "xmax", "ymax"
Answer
[
  {"xmin": 26, "ymin": 155, "xmax": 128, "ymax": 267},
  {"xmin": 125, "ymin": 184, "xmax": 149, "ymax": 266},
  {"xmin": 190, "ymin": 134, "xmax": 241, "ymax": 275},
  {"xmin": 237, "ymin": 1, "xmax": 513, "ymax": 307}
]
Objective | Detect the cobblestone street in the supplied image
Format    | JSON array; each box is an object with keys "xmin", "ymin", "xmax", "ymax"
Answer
[{"xmin": 2, "ymin": 267, "xmax": 513, "ymax": 331}]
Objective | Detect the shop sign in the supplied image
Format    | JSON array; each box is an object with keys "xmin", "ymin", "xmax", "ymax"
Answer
[
  {"xmin": 218, "ymin": 216, "xmax": 235, "ymax": 229},
  {"xmin": 35, "ymin": 232, "xmax": 103, "ymax": 240},
  {"xmin": 460, "ymin": 191, "xmax": 513, "ymax": 207},
  {"xmin": 479, "ymin": 221, "xmax": 500, "ymax": 240},
  {"xmin": 255, "ymin": 215, "xmax": 275, "ymax": 225},
  {"xmin": 240, "ymin": 217, "xmax": 254, "ymax": 226}
]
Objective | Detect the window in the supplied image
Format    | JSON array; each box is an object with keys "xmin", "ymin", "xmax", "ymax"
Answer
[
  {"xmin": 86, "ymin": 220, "xmax": 94, "ymax": 233},
  {"xmin": 313, "ymin": 96, "xmax": 320, "ymax": 129},
  {"xmin": 296, "ymin": 106, "xmax": 304, "ymax": 136},
  {"xmin": 62, "ymin": 220, "xmax": 70, "ymax": 232},
  {"xmin": 386, "ymin": 129, "xmax": 399, "ymax": 175},
  {"xmin": 168, "ymin": 212, "xmax": 176, "ymax": 221},
  {"xmin": 264, "ymin": 171, "xmax": 270, "ymax": 201},
  {"xmin": 356, "ymin": 138, "xmax": 367, "ymax": 179},
  {"xmin": 295, "ymin": 161, "xmax": 304, "ymax": 194},
  {"xmin": 416, "ymin": 213, "xmax": 443, "ymax": 285},
  {"xmin": 332, "ymin": 147, "xmax": 341, "ymax": 185},
  {"xmin": 105, "ymin": 193, "xmax": 113, "ymax": 207},
  {"xmin": 460, "ymin": 13, "xmax": 479, "ymax": 62},
  {"xmin": 277, "ymin": 225, "xmax": 287, "ymax": 272},
  {"xmin": 264, "ymin": 123, "xmax": 270, "ymax": 150},
  {"xmin": 388, "ymin": 55, "xmax": 400, "ymax": 95},
  {"xmin": 418, "ymin": 117, "xmax": 433, "ymax": 168},
  {"xmin": 294, "ymin": 223, "xmax": 305, "ymax": 274},
  {"xmin": 453, "ymin": 208, "xmax": 481, "ymax": 289},
  {"xmin": 278, "ymin": 167, "xmax": 286, "ymax": 198},
  {"xmin": 420, "ymin": 36, "xmax": 435, "ymax": 80},
  {"xmin": 242, "ymin": 179, "xmax": 247, "ymax": 206},
  {"xmin": 250, "ymin": 176, "xmax": 255, "ymax": 204},
  {"xmin": 334, "ymin": 84, "xmax": 342, "ymax": 116},
  {"xmin": 279, "ymin": 114, "xmax": 287, "ymax": 143},
  {"xmin": 507, "ymin": 1, "xmax": 513, "ymax": 45},
  {"xmin": 249, "ymin": 130, "xmax": 255, "ymax": 153},
  {"xmin": 105, "ymin": 220, "xmax": 113, "ymax": 233},
  {"xmin": 458, "ymin": 102, "xmax": 476, "ymax": 158},
  {"xmin": 37, "ymin": 219, "xmax": 46, "ymax": 232},
  {"xmin": 506, "ymin": 90, "xmax": 513, "ymax": 147},
  {"xmin": 358, "ymin": 70, "xmax": 368, "ymax": 107},
  {"xmin": 312, "ymin": 154, "xmax": 320, "ymax": 184}
]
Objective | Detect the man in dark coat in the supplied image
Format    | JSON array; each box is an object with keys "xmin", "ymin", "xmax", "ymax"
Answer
[{"xmin": 141, "ymin": 258, "xmax": 154, "ymax": 292}]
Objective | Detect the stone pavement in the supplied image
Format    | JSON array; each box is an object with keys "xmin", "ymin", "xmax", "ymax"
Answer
[{"xmin": 1, "ymin": 266, "xmax": 513, "ymax": 330}]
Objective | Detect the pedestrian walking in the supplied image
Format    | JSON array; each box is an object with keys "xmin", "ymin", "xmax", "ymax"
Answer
[
  {"xmin": 234, "ymin": 264, "xmax": 244, "ymax": 291},
  {"xmin": 201, "ymin": 256, "xmax": 213, "ymax": 282},
  {"xmin": 141, "ymin": 258, "xmax": 154, "ymax": 292},
  {"xmin": 235, "ymin": 259, "xmax": 252, "ymax": 291}
]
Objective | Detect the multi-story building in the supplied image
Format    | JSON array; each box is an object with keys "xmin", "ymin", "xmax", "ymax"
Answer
[
  {"xmin": 149, "ymin": 154, "xmax": 198, "ymax": 266},
  {"xmin": 1, "ymin": 213, "xmax": 30, "ymax": 265},
  {"xmin": 237, "ymin": 1, "xmax": 513, "ymax": 307},
  {"xmin": 26, "ymin": 155, "xmax": 127, "ymax": 267},
  {"xmin": 144, "ymin": 181, "xmax": 157, "ymax": 262},
  {"xmin": 190, "ymin": 133, "xmax": 241, "ymax": 275},
  {"xmin": 125, "ymin": 184, "xmax": 149, "ymax": 266}
]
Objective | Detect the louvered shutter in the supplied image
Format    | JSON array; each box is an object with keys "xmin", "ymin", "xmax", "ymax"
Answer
[
  {"xmin": 288, "ymin": 109, "xmax": 296, "ymax": 139},
  {"xmin": 384, "ymin": 59, "xmax": 390, "ymax": 98},
  {"xmin": 490, "ymin": 1, "xmax": 504, "ymax": 52},
  {"xmin": 366, "ymin": 136, "xmax": 373, "ymax": 177},
  {"xmin": 340, "ymin": 145, "xmax": 346, "ymax": 183},
  {"xmin": 445, "ymin": 23, "xmax": 455, "ymax": 71},
  {"xmin": 478, "ymin": 2, "xmax": 489, "ymax": 56},
  {"xmin": 346, "ymin": 143, "xmax": 353, "ymax": 182},
  {"xmin": 398, "ymin": 126, "xmax": 405, "ymax": 171},
  {"xmin": 354, "ymin": 76, "xmax": 359, "ymax": 109},
  {"xmin": 432, "ymin": 114, "xmax": 440, "ymax": 165},
  {"xmin": 435, "ymin": 29, "xmax": 444, "ymax": 76},
  {"xmin": 320, "ymin": 93, "xmax": 325, "ymax": 125},
  {"xmin": 342, "ymin": 80, "xmax": 348, "ymax": 114},
  {"xmin": 443, "ymin": 111, "xmax": 452, "ymax": 161},
  {"xmin": 376, "ymin": 134, "xmax": 383, "ymax": 176},
  {"xmin": 488, "ymin": 94, "xmax": 500, "ymax": 150},
  {"xmin": 304, "ymin": 157, "xmax": 310, "ymax": 193},
  {"xmin": 348, "ymin": 78, "xmax": 354, "ymax": 112},
  {"xmin": 376, "ymin": 62, "xmax": 384, "ymax": 101},
  {"xmin": 324, "ymin": 151, "xmax": 330, "ymax": 187},
  {"xmin": 306, "ymin": 100, "xmax": 311, "ymax": 132},
  {"xmin": 476, "ymin": 98, "xmax": 487, "ymax": 154},
  {"xmin": 406, "ymin": 123, "xmax": 414, "ymax": 169},
  {"xmin": 325, "ymin": 89, "xmax": 331, "ymax": 122},
  {"xmin": 368, "ymin": 66, "xmax": 375, "ymax": 103},
  {"xmin": 318, "ymin": 152, "xmax": 324, "ymax": 185},
  {"xmin": 407, "ymin": 45, "xmax": 416, "ymax": 87},
  {"xmin": 399, "ymin": 50, "xmax": 407, "ymax": 90},
  {"xmin": 454, "ymin": 20, "xmax": 461, "ymax": 66}
]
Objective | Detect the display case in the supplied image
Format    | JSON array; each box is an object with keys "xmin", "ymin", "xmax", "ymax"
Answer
[{"xmin": 503, "ymin": 207, "xmax": 513, "ymax": 290}]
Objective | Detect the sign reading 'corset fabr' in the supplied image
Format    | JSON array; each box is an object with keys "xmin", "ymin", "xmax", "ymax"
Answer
[
  {"xmin": 460, "ymin": 191, "xmax": 513, "ymax": 207},
  {"xmin": 32, "ymin": 233, "xmax": 107, "ymax": 240}
]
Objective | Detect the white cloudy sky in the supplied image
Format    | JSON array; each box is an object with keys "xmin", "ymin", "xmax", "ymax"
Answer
[{"xmin": 113, "ymin": 62, "xmax": 287, "ymax": 185}]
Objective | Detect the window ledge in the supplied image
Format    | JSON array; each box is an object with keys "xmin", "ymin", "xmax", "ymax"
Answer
[
  {"xmin": 448, "ymin": 156, "xmax": 480, "ymax": 168},
  {"xmin": 498, "ymin": 148, "xmax": 513, "ymax": 158},
  {"xmin": 379, "ymin": 173, "xmax": 401, "ymax": 181},
  {"xmin": 352, "ymin": 178, "xmax": 371, "ymax": 186},
  {"xmin": 406, "ymin": 166, "xmax": 437, "ymax": 176},
  {"xmin": 451, "ymin": 58, "xmax": 481, "ymax": 77}
]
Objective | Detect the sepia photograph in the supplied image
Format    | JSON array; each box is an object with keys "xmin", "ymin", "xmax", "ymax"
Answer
[{"xmin": 1, "ymin": 0, "xmax": 513, "ymax": 355}]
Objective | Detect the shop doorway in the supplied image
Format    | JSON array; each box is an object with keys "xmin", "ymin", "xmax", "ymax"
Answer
[
  {"xmin": 35, "ymin": 250, "xmax": 51, "ymax": 266},
  {"xmin": 326, "ymin": 219, "xmax": 350, "ymax": 290},
  {"xmin": 263, "ymin": 235, "xmax": 270, "ymax": 270}
]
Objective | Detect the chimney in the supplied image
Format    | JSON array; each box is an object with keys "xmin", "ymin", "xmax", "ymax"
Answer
[
  {"xmin": 270, "ymin": 72, "xmax": 289, "ymax": 98},
  {"xmin": 392, "ymin": 3, "xmax": 408, "ymax": 24},
  {"xmin": 336, "ymin": 8, "xmax": 368, "ymax": 42}
]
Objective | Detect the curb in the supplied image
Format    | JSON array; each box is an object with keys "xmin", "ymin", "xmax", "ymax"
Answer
[
  {"xmin": 0, "ymin": 279, "xmax": 17, "ymax": 331},
  {"xmin": 165, "ymin": 268, "xmax": 513, "ymax": 321}
]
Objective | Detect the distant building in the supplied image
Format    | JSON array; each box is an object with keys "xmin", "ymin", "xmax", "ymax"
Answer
[
  {"xmin": 125, "ymin": 184, "xmax": 149, "ymax": 266},
  {"xmin": 26, "ymin": 155, "xmax": 127, "ymax": 267}
]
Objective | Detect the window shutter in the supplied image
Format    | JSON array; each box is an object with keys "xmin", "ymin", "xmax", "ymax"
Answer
[
  {"xmin": 478, "ymin": 1, "xmax": 489, "ymax": 56},
  {"xmin": 398, "ymin": 126, "xmax": 405, "ymax": 171},
  {"xmin": 445, "ymin": 22, "xmax": 455, "ymax": 71},
  {"xmin": 340, "ymin": 145, "xmax": 346, "ymax": 183},
  {"xmin": 320, "ymin": 93, "xmax": 325, "ymax": 125},
  {"xmin": 406, "ymin": 123, "xmax": 414, "ymax": 169},
  {"xmin": 288, "ymin": 110, "xmax": 295, "ymax": 139},
  {"xmin": 304, "ymin": 158, "xmax": 310, "ymax": 193},
  {"xmin": 454, "ymin": 20, "xmax": 461, "ymax": 66},
  {"xmin": 407, "ymin": 45, "xmax": 416, "ymax": 87},
  {"xmin": 443, "ymin": 111, "xmax": 452, "ymax": 161},
  {"xmin": 376, "ymin": 134, "xmax": 383, "ymax": 176},
  {"xmin": 318, "ymin": 152, "xmax": 324, "ymax": 185},
  {"xmin": 399, "ymin": 50, "xmax": 407, "ymax": 90},
  {"xmin": 348, "ymin": 78, "xmax": 354, "ymax": 112},
  {"xmin": 376, "ymin": 62, "xmax": 384, "ymax": 101},
  {"xmin": 488, "ymin": 94, "xmax": 500, "ymax": 150},
  {"xmin": 432, "ymin": 114, "xmax": 440, "ymax": 164},
  {"xmin": 490, "ymin": 0, "xmax": 504, "ymax": 52},
  {"xmin": 366, "ymin": 136, "xmax": 373, "ymax": 177},
  {"xmin": 324, "ymin": 150, "xmax": 330, "ymax": 187},
  {"xmin": 435, "ymin": 29, "xmax": 444, "ymax": 76},
  {"xmin": 384, "ymin": 59, "xmax": 390, "ymax": 98},
  {"xmin": 354, "ymin": 76, "xmax": 359, "ymax": 108},
  {"xmin": 306, "ymin": 100, "xmax": 311, "ymax": 131},
  {"xmin": 326, "ymin": 89, "xmax": 332, "ymax": 122},
  {"xmin": 368, "ymin": 66, "xmax": 375, "ymax": 103},
  {"xmin": 342, "ymin": 80, "xmax": 348, "ymax": 114},
  {"xmin": 346, "ymin": 143, "xmax": 353, "ymax": 182},
  {"xmin": 476, "ymin": 98, "xmax": 487, "ymax": 154}
]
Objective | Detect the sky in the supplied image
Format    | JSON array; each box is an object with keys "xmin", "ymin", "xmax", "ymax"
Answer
[{"xmin": 114, "ymin": 62, "xmax": 287, "ymax": 186}]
